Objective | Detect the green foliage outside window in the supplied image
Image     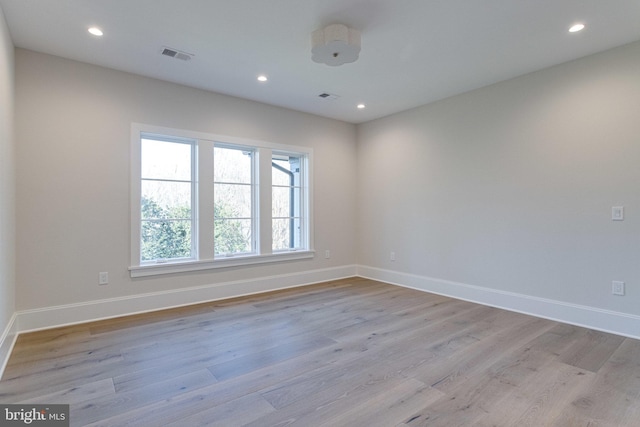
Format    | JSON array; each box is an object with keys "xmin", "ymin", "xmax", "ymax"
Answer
[
  {"xmin": 214, "ymin": 203, "xmax": 251, "ymax": 255},
  {"xmin": 141, "ymin": 196, "xmax": 248, "ymax": 261},
  {"xmin": 141, "ymin": 197, "xmax": 191, "ymax": 261}
]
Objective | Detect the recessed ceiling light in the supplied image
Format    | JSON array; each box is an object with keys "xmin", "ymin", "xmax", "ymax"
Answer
[
  {"xmin": 257, "ymin": 75, "xmax": 268, "ymax": 82},
  {"xmin": 357, "ymin": 104, "xmax": 366, "ymax": 109},
  {"xmin": 569, "ymin": 23, "xmax": 585, "ymax": 33},
  {"xmin": 88, "ymin": 27, "xmax": 103, "ymax": 36}
]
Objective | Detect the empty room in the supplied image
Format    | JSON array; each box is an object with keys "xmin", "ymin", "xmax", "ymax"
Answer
[{"xmin": 0, "ymin": 1, "xmax": 639, "ymax": 426}]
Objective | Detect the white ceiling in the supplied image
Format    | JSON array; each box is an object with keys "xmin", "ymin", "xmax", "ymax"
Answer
[{"xmin": 1, "ymin": 0, "xmax": 639, "ymax": 124}]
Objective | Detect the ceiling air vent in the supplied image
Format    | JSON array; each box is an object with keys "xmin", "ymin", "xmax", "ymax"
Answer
[
  {"xmin": 161, "ymin": 46, "xmax": 193, "ymax": 61},
  {"xmin": 318, "ymin": 92, "xmax": 339, "ymax": 100}
]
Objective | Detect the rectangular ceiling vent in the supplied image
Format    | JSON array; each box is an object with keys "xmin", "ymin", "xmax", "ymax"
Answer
[
  {"xmin": 161, "ymin": 46, "xmax": 193, "ymax": 61},
  {"xmin": 318, "ymin": 92, "xmax": 340, "ymax": 100}
]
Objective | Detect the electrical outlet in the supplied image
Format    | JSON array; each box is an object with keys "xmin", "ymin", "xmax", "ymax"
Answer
[
  {"xmin": 612, "ymin": 281, "xmax": 625, "ymax": 296},
  {"xmin": 390, "ymin": 251, "xmax": 396, "ymax": 262},
  {"xmin": 325, "ymin": 250, "xmax": 331, "ymax": 259},
  {"xmin": 612, "ymin": 206, "xmax": 624, "ymax": 221},
  {"xmin": 99, "ymin": 272, "xmax": 109, "ymax": 285}
]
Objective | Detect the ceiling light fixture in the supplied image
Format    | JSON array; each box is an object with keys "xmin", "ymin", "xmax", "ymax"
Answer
[
  {"xmin": 357, "ymin": 104, "xmax": 366, "ymax": 109},
  {"xmin": 569, "ymin": 23, "xmax": 585, "ymax": 33},
  {"xmin": 257, "ymin": 75, "xmax": 268, "ymax": 82},
  {"xmin": 88, "ymin": 27, "xmax": 103, "ymax": 36},
  {"xmin": 311, "ymin": 24, "xmax": 361, "ymax": 66}
]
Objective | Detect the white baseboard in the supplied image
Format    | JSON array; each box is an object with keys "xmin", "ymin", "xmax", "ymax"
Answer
[
  {"xmin": 357, "ymin": 265, "xmax": 640, "ymax": 340},
  {"xmin": 0, "ymin": 313, "xmax": 18, "ymax": 379},
  {"xmin": 0, "ymin": 265, "xmax": 355, "ymax": 379},
  {"xmin": 15, "ymin": 265, "xmax": 358, "ymax": 333},
  {"xmin": 4, "ymin": 263, "xmax": 639, "ymax": 380}
]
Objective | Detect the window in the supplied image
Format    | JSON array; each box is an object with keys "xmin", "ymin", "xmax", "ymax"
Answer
[
  {"xmin": 214, "ymin": 145, "xmax": 255, "ymax": 256},
  {"xmin": 272, "ymin": 152, "xmax": 305, "ymax": 251},
  {"xmin": 130, "ymin": 124, "xmax": 313, "ymax": 277},
  {"xmin": 140, "ymin": 134, "xmax": 196, "ymax": 263}
]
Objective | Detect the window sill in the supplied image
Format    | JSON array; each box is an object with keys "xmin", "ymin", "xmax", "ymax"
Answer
[{"xmin": 129, "ymin": 250, "xmax": 315, "ymax": 278}]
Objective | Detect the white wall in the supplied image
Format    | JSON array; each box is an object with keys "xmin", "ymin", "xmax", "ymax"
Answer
[
  {"xmin": 14, "ymin": 49, "xmax": 357, "ymax": 326},
  {"xmin": 0, "ymin": 5, "xmax": 16, "ymax": 366},
  {"xmin": 12, "ymin": 40, "xmax": 640, "ymax": 339},
  {"xmin": 357, "ymin": 41, "xmax": 640, "ymax": 334}
]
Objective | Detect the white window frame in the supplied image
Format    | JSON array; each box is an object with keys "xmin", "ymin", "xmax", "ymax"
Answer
[
  {"xmin": 129, "ymin": 123, "xmax": 314, "ymax": 277},
  {"xmin": 138, "ymin": 133, "xmax": 198, "ymax": 263},
  {"xmin": 271, "ymin": 151, "xmax": 309, "ymax": 252},
  {"xmin": 213, "ymin": 142, "xmax": 257, "ymax": 257}
]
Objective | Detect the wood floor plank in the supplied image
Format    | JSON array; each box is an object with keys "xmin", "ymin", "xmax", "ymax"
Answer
[
  {"xmin": 2, "ymin": 278, "xmax": 639, "ymax": 426},
  {"xmin": 208, "ymin": 335, "xmax": 336, "ymax": 381},
  {"xmin": 83, "ymin": 339, "xmax": 364, "ymax": 426},
  {"xmin": 17, "ymin": 378, "xmax": 116, "ymax": 405},
  {"xmin": 258, "ymin": 337, "xmax": 435, "ymax": 411},
  {"xmin": 414, "ymin": 316, "xmax": 553, "ymax": 393},
  {"xmin": 256, "ymin": 307, "xmax": 515, "ymax": 413},
  {"xmin": 163, "ymin": 393, "xmax": 275, "ymax": 427},
  {"xmin": 319, "ymin": 379, "xmax": 443, "ymax": 427},
  {"xmin": 72, "ymin": 369, "xmax": 217, "ymax": 426},
  {"xmin": 557, "ymin": 329, "xmax": 625, "ymax": 372},
  {"xmin": 474, "ymin": 361, "xmax": 594, "ymax": 426},
  {"xmin": 0, "ymin": 348, "xmax": 124, "ymax": 402},
  {"xmin": 250, "ymin": 378, "xmax": 444, "ymax": 427},
  {"xmin": 327, "ymin": 298, "xmax": 471, "ymax": 343},
  {"xmin": 550, "ymin": 338, "xmax": 640, "ymax": 426},
  {"xmin": 112, "ymin": 354, "xmax": 214, "ymax": 394},
  {"xmin": 7, "ymin": 327, "xmax": 91, "ymax": 362},
  {"xmin": 397, "ymin": 331, "xmax": 594, "ymax": 426},
  {"xmin": 245, "ymin": 372, "xmax": 417, "ymax": 426}
]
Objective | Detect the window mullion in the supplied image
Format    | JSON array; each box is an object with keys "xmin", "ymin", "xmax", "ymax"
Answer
[
  {"xmin": 257, "ymin": 148, "xmax": 272, "ymax": 255},
  {"xmin": 198, "ymin": 139, "xmax": 215, "ymax": 260}
]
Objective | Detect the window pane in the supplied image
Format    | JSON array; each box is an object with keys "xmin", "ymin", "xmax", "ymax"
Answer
[
  {"xmin": 141, "ymin": 139, "xmax": 191, "ymax": 181},
  {"xmin": 272, "ymin": 218, "xmax": 302, "ymax": 250},
  {"xmin": 141, "ymin": 219, "xmax": 191, "ymax": 261},
  {"xmin": 215, "ymin": 183, "xmax": 252, "ymax": 218},
  {"xmin": 141, "ymin": 181, "xmax": 191, "ymax": 219},
  {"xmin": 213, "ymin": 146, "xmax": 254, "ymax": 255},
  {"xmin": 214, "ymin": 145, "xmax": 254, "ymax": 256},
  {"xmin": 214, "ymin": 219, "xmax": 252, "ymax": 255},
  {"xmin": 272, "ymin": 153, "xmax": 304, "ymax": 252},
  {"xmin": 140, "ymin": 136, "xmax": 194, "ymax": 263},
  {"xmin": 272, "ymin": 218, "xmax": 290, "ymax": 251},
  {"xmin": 214, "ymin": 146, "xmax": 252, "ymax": 183},
  {"xmin": 272, "ymin": 186, "xmax": 290, "ymax": 218},
  {"xmin": 272, "ymin": 161, "xmax": 291, "ymax": 186}
]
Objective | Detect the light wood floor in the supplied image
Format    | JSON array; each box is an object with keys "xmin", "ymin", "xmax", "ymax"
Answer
[{"xmin": 1, "ymin": 278, "xmax": 639, "ymax": 426}]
